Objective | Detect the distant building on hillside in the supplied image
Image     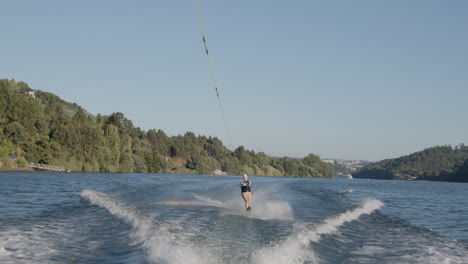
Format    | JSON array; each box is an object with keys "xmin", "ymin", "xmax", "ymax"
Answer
[
  {"xmin": 323, "ymin": 158, "xmax": 373, "ymax": 178},
  {"xmin": 335, "ymin": 172, "xmax": 353, "ymax": 179},
  {"xmin": 27, "ymin": 91, "xmax": 36, "ymax": 98}
]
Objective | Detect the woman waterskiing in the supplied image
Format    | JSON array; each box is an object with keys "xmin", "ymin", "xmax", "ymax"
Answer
[{"xmin": 240, "ymin": 174, "xmax": 252, "ymax": 211}]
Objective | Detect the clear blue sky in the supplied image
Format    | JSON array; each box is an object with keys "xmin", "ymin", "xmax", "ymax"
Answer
[{"xmin": 1, "ymin": 0, "xmax": 467, "ymax": 161}]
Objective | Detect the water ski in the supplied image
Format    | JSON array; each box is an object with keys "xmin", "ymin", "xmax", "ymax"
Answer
[{"xmin": 246, "ymin": 207, "xmax": 252, "ymax": 212}]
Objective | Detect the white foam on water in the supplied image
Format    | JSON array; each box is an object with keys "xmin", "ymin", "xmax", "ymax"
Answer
[
  {"xmin": 161, "ymin": 190, "xmax": 295, "ymax": 221},
  {"xmin": 355, "ymin": 234, "xmax": 468, "ymax": 264},
  {"xmin": 160, "ymin": 194, "xmax": 226, "ymax": 208},
  {"xmin": 81, "ymin": 189, "xmax": 216, "ymax": 264},
  {"xmin": 420, "ymin": 246, "xmax": 468, "ymax": 264},
  {"xmin": 193, "ymin": 194, "xmax": 227, "ymax": 207},
  {"xmin": 0, "ymin": 222, "xmax": 68, "ymax": 264},
  {"xmin": 219, "ymin": 189, "xmax": 295, "ymax": 220},
  {"xmin": 252, "ymin": 199, "xmax": 384, "ymax": 264},
  {"xmin": 0, "ymin": 203, "xmax": 102, "ymax": 264},
  {"xmin": 307, "ymin": 199, "xmax": 383, "ymax": 240}
]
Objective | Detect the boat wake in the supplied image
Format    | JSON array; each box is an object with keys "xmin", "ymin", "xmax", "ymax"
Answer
[
  {"xmin": 81, "ymin": 189, "xmax": 215, "ymax": 264},
  {"xmin": 252, "ymin": 199, "xmax": 384, "ymax": 264},
  {"xmin": 160, "ymin": 194, "xmax": 226, "ymax": 208},
  {"xmin": 82, "ymin": 189, "xmax": 385, "ymax": 264},
  {"xmin": 161, "ymin": 190, "xmax": 295, "ymax": 220},
  {"xmin": 0, "ymin": 225, "xmax": 61, "ymax": 264}
]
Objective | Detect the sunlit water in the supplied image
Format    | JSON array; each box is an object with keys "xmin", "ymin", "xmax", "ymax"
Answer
[{"xmin": 1, "ymin": 172, "xmax": 467, "ymax": 263}]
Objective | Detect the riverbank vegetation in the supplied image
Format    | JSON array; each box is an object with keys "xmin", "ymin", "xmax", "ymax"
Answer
[
  {"xmin": 0, "ymin": 79, "xmax": 332, "ymax": 177},
  {"xmin": 353, "ymin": 145, "xmax": 468, "ymax": 182}
]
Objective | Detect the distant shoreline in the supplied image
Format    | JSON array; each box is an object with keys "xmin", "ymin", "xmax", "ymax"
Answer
[{"xmin": 0, "ymin": 169, "xmax": 466, "ymax": 183}]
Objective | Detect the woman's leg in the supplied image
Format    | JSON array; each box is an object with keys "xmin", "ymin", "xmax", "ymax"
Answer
[
  {"xmin": 246, "ymin": 192, "xmax": 252, "ymax": 208},
  {"xmin": 241, "ymin": 192, "xmax": 248, "ymax": 208}
]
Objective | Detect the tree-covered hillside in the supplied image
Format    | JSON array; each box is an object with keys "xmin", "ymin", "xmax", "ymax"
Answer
[
  {"xmin": 352, "ymin": 145, "xmax": 468, "ymax": 182},
  {"xmin": 0, "ymin": 79, "xmax": 332, "ymax": 177}
]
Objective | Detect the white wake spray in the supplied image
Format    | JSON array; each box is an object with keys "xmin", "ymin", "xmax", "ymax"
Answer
[
  {"xmin": 81, "ymin": 190, "xmax": 215, "ymax": 264},
  {"xmin": 0, "ymin": 226, "xmax": 60, "ymax": 264},
  {"xmin": 82, "ymin": 190, "xmax": 384, "ymax": 264},
  {"xmin": 161, "ymin": 190, "xmax": 295, "ymax": 221},
  {"xmin": 160, "ymin": 194, "xmax": 226, "ymax": 208},
  {"xmin": 252, "ymin": 199, "xmax": 384, "ymax": 264}
]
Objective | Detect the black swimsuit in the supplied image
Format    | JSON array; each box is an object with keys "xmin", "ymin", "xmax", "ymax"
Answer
[{"xmin": 241, "ymin": 180, "xmax": 251, "ymax": 193}]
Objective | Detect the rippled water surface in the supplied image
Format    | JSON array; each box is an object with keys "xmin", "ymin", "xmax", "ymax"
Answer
[{"xmin": 1, "ymin": 172, "xmax": 467, "ymax": 263}]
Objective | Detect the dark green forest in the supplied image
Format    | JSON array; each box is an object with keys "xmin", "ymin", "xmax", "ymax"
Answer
[
  {"xmin": 352, "ymin": 145, "xmax": 468, "ymax": 182},
  {"xmin": 0, "ymin": 79, "xmax": 332, "ymax": 177}
]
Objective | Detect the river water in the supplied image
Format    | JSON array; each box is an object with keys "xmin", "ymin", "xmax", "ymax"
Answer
[{"xmin": 1, "ymin": 172, "xmax": 467, "ymax": 263}]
